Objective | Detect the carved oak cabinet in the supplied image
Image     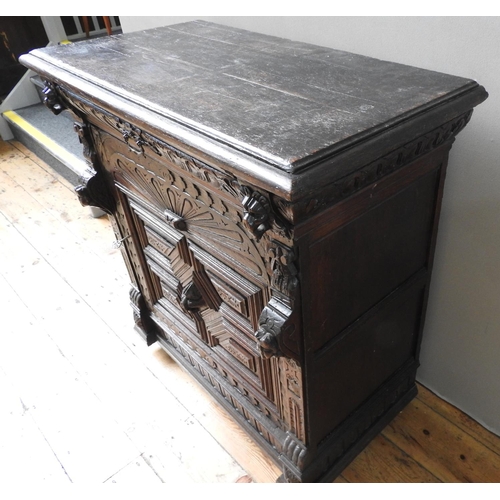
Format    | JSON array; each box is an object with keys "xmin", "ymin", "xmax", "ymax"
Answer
[{"xmin": 20, "ymin": 21, "xmax": 487, "ymax": 482}]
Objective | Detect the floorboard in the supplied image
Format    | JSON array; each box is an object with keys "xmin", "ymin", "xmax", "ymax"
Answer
[{"xmin": 1, "ymin": 138, "xmax": 499, "ymax": 484}]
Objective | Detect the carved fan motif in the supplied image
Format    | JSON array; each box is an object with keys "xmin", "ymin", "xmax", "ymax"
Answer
[{"xmin": 112, "ymin": 152, "xmax": 267, "ymax": 279}]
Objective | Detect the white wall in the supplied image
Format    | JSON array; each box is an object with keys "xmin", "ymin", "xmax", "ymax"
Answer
[{"xmin": 120, "ymin": 17, "xmax": 500, "ymax": 435}]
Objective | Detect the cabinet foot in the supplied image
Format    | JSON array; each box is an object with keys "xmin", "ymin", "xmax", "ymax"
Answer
[{"xmin": 276, "ymin": 468, "xmax": 301, "ymax": 483}]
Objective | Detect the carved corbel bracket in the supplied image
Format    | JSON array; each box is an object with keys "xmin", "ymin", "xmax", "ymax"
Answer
[
  {"xmin": 73, "ymin": 122, "xmax": 116, "ymax": 215},
  {"xmin": 255, "ymin": 237, "xmax": 301, "ymax": 359},
  {"xmin": 255, "ymin": 296, "xmax": 299, "ymax": 360},
  {"xmin": 240, "ymin": 185, "xmax": 292, "ymax": 243},
  {"xmin": 75, "ymin": 170, "xmax": 116, "ymax": 214},
  {"xmin": 41, "ymin": 81, "xmax": 66, "ymax": 115},
  {"xmin": 240, "ymin": 186, "xmax": 272, "ymax": 240}
]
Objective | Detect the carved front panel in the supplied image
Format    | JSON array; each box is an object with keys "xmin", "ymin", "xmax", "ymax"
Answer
[
  {"xmin": 131, "ymin": 198, "xmax": 276, "ymax": 403},
  {"xmin": 88, "ymin": 126, "xmax": 305, "ymax": 433}
]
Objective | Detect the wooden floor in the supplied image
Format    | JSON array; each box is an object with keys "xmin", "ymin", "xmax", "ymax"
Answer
[{"xmin": 1, "ymin": 138, "xmax": 500, "ymax": 484}]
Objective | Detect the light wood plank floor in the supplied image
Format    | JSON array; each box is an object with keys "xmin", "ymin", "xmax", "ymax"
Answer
[{"xmin": 1, "ymin": 138, "xmax": 500, "ymax": 484}]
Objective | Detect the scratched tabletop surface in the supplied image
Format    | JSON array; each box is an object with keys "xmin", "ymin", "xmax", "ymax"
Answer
[{"xmin": 24, "ymin": 20, "xmax": 478, "ymax": 171}]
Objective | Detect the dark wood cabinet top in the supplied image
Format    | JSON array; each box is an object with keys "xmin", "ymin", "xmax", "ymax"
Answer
[{"xmin": 20, "ymin": 20, "xmax": 487, "ymax": 196}]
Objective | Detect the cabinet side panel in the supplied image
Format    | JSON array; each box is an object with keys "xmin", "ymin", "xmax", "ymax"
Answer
[
  {"xmin": 309, "ymin": 279, "xmax": 426, "ymax": 445},
  {"xmin": 300, "ymin": 152, "xmax": 446, "ymax": 448},
  {"xmin": 307, "ymin": 167, "xmax": 440, "ymax": 353}
]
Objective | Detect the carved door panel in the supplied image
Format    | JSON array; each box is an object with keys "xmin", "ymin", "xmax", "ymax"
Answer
[{"xmin": 94, "ymin": 128, "xmax": 282, "ymax": 413}]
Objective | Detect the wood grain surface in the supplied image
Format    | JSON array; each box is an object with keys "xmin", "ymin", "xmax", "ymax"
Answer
[{"xmin": 20, "ymin": 20, "xmax": 482, "ymax": 171}]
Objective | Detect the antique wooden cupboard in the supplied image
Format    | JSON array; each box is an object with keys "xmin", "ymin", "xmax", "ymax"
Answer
[{"xmin": 20, "ymin": 21, "xmax": 487, "ymax": 482}]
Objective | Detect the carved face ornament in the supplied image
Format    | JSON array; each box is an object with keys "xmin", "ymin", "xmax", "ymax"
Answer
[
  {"xmin": 255, "ymin": 313, "xmax": 282, "ymax": 358},
  {"xmin": 241, "ymin": 188, "xmax": 271, "ymax": 240}
]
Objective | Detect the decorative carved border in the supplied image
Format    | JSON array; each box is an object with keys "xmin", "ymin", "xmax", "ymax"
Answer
[
  {"xmin": 299, "ymin": 110, "xmax": 474, "ymax": 218},
  {"xmin": 44, "ymin": 80, "xmax": 473, "ymax": 228},
  {"xmin": 54, "ymin": 84, "xmax": 245, "ymax": 201}
]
